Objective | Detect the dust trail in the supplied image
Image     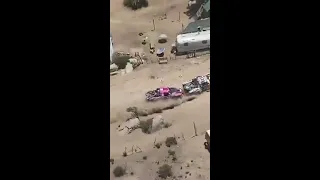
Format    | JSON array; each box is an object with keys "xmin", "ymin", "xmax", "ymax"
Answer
[{"xmin": 110, "ymin": 95, "xmax": 199, "ymax": 124}]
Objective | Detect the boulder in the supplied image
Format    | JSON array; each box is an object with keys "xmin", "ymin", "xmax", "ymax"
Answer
[{"xmin": 110, "ymin": 63, "xmax": 118, "ymax": 72}]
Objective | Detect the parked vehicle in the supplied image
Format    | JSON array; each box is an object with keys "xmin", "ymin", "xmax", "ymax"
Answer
[{"xmin": 176, "ymin": 30, "xmax": 210, "ymax": 54}]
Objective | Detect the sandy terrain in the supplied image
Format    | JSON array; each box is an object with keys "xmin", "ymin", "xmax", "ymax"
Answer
[{"xmin": 110, "ymin": 1, "xmax": 210, "ymax": 179}]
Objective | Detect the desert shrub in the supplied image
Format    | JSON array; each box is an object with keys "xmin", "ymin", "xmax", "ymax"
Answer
[
  {"xmin": 143, "ymin": 156, "xmax": 147, "ymax": 160},
  {"xmin": 123, "ymin": 0, "xmax": 149, "ymax": 10},
  {"xmin": 163, "ymin": 122, "xmax": 172, "ymax": 128},
  {"xmin": 149, "ymin": 75, "xmax": 156, "ymax": 79},
  {"xmin": 126, "ymin": 106, "xmax": 138, "ymax": 113},
  {"xmin": 150, "ymin": 107, "xmax": 163, "ymax": 114},
  {"xmin": 113, "ymin": 166, "xmax": 126, "ymax": 177},
  {"xmin": 165, "ymin": 137, "xmax": 177, "ymax": 147},
  {"xmin": 122, "ymin": 151, "xmax": 127, "ymax": 157},
  {"xmin": 155, "ymin": 142, "xmax": 162, "ymax": 149},
  {"xmin": 113, "ymin": 55, "xmax": 130, "ymax": 69},
  {"xmin": 139, "ymin": 118, "xmax": 153, "ymax": 134},
  {"xmin": 158, "ymin": 164, "xmax": 173, "ymax": 179},
  {"xmin": 168, "ymin": 149, "xmax": 175, "ymax": 156},
  {"xmin": 172, "ymin": 156, "xmax": 177, "ymax": 161},
  {"xmin": 110, "ymin": 158, "xmax": 115, "ymax": 165}
]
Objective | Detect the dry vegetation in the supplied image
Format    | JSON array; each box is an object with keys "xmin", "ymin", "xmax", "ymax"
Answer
[
  {"xmin": 113, "ymin": 165, "xmax": 126, "ymax": 177},
  {"xmin": 158, "ymin": 164, "xmax": 172, "ymax": 179},
  {"xmin": 123, "ymin": 0, "xmax": 149, "ymax": 10}
]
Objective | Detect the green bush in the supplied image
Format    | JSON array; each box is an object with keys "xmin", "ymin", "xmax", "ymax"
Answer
[{"xmin": 123, "ymin": 0, "xmax": 149, "ymax": 10}]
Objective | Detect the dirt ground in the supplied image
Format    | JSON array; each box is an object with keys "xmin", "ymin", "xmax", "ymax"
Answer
[
  {"xmin": 111, "ymin": 0, "xmax": 201, "ymax": 59},
  {"xmin": 110, "ymin": 1, "xmax": 210, "ymax": 179}
]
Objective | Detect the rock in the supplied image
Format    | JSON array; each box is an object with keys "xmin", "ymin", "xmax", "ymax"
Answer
[
  {"xmin": 125, "ymin": 63, "xmax": 133, "ymax": 73},
  {"xmin": 128, "ymin": 58, "xmax": 138, "ymax": 64},
  {"xmin": 110, "ymin": 63, "xmax": 118, "ymax": 72}
]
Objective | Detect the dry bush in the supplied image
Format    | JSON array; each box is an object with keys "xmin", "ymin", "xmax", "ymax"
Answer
[
  {"xmin": 172, "ymin": 156, "xmax": 177, "ymax": 161},
  {"xmin": 155, "ymin": 142, "xmax": 162, "ymax": 149},
  {"xmin": 113, "ymin": 166, "xmax": 126, "ymax": 177},
  {"xmin": 158, "ymin": 164, "xmax": 173, "ymax": 179},
  {"xmin": 113, "ymin": 55, "xmax": 130, "ymax": 69},
  {"xmin": 143, "ymin": 156, "xmax": 147, "ymax": 160},
  {"xmin": 165, "ymin": 137, "xmax": 177, "ymax": 147},
  {"xmin": 139, "ymin": 118, "xmax": 153, "ymax": 134},
  {"xmin": 168, "ymin": 149, "xmax": 175, "ymax": 156},
  {"xmin": 126, "ymin": 106, "xmax": 138, "ymax": 113},
  {"xmin": 110, "ymin": 158, "xmax": 115, "ymax": 165},
  {"xmin": 163, "ymin": 122, "xmax": 172, "ymax": 128},
  {"xmin": 122, "ymin": 151, "xmax": 127, "ymax": 157},
  {"xmin": 168, "ymin": 149, "xmax": 177, "ymax": 161},
  {"xmin": 123, "ymin": 0, "xmax": 149, "ymax": 10},
  {"xmin": 149, "ymin": 75, "xmax": 156, "ymax": 79}
]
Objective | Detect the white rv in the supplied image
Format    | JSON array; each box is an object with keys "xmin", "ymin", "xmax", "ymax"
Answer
[
  {"xmin": 110, "ymin": 33, "xmax": 114, "ymax": 63},
  {"xmin": 176, "ymin": 30, "xmax": 210, "ymax": 53}
]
